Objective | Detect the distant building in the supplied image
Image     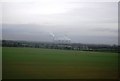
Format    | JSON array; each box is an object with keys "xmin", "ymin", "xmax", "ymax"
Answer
[{"xmin": 54, "ymin": 37, "xmax": 71, "ymax": 44}]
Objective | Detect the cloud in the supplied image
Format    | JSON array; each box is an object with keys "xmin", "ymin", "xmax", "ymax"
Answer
[
  {"xmin": 2, "ymin": 24, "xmax": 118, "ymax": 45},
  {"xmin": 2, "ymin": 24, "xmax": 53, "ymax": 41},
  {"xmin": 92, "ymin": 27, "xmax": 118, "ymax": 33},
  {"xmin": 2, "ymin": 2, "xmax": 118, "ymax": 45},
  {"xmin": 1, "ymin": 0, "xmax": 119, "ymax": 3}
]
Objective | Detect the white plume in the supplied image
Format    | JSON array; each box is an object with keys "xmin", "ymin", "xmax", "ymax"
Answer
[{"xmin": 49, "ymin": 32, "xmax": 55, "ymax": 37}]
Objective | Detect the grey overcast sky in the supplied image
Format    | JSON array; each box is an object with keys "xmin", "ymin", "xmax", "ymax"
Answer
[{"xmin": 2, "ymin": 0, "xmax": 118, "ymax": 45}]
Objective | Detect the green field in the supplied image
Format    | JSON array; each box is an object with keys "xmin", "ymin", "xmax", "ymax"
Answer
[{"xmin": 3, "ymin": 47, "xmax": 118, "ymax": 79}]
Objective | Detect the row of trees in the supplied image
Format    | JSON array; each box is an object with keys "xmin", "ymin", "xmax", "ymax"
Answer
[{"xmin": 2, "ymin": 40, "xmax": 119, "ymax": 53}]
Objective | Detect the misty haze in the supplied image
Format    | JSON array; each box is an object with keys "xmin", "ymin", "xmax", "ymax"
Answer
[{"xmin": 2, "ymin": 2, "xmax": 118, "ymax": 45}]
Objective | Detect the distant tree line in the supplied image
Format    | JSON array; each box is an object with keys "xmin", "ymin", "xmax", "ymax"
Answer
[{"xmin": 2, "ymin": 40, "xmax": 119, "ymax": 53}]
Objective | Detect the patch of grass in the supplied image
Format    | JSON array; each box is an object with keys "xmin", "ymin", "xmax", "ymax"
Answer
[{"xmin": 2, "ymin": 47, "xmax": 118, "ymax": 79}]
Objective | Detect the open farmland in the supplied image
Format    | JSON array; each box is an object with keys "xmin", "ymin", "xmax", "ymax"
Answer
[{"xmin": 2, "ymin": 47, "xmax": 118, "ymax": 79}]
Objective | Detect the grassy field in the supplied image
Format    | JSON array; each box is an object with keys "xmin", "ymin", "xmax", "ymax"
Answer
[
  {"xmin": 2, "ymin": 47, "xmax": 118, "ymax": 79},
  {"xmin": 0, "ymin": 47, "xmax": 2, "ymax": 80}
]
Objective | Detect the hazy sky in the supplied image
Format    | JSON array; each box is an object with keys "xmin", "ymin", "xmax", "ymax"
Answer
[{"xmin": 2, "ymin": 0, "xmax": 118, "ymax": 45}]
